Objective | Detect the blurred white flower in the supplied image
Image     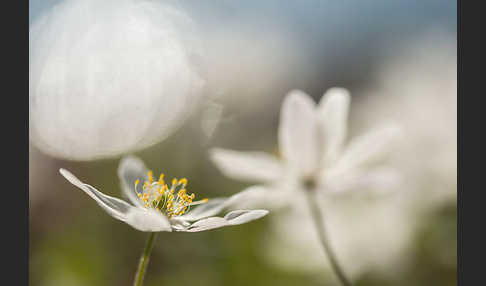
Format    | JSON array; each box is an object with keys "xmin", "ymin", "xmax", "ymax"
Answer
[
  {"xmin": 209, "ymin": 88, "xmax": 402, "ymax": 280},
  {"xmin": 29, "ymin": 0, "xmax": 205, "ymax": 160},
  {"xmin": 258, "ymin": 30, "xmax": 456, "ymax": 278},
  {"xmin": 354, "ymin": 30, "xmax": 457, "ymax": 209},
  {"xmin": 59, "ymin": 155, "xmax": 268, "ymax": 232},
  {"xmin": 210, "ymin": 88, "xmax": 401, "ymax": 208}
]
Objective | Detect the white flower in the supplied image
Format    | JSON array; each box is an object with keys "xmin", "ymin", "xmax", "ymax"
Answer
[
  {"xmin": 59, "ymin": 156, "xmax": 268, "ymax": 232},
  {"xmin": 354, "ymin": 30, "xmax": 457, "ymax": 208},
  {"xmin": 210, "ymin": 88, "xmax": 401, "ymax": 208},
  {"xmin": 30, "ymin": 0, "xmax": 205, "ymax": 160},
  {"xmin": 209, "ymin": 88, "xmax": 402, "ymax": 279}
]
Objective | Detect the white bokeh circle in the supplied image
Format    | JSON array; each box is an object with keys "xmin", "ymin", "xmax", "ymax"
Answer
[{"xmin": 29, "ymin": 0, "xmax": 205, "ymax": 160}]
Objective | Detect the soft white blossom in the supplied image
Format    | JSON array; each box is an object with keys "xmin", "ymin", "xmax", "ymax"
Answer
[
  {"xmin": 210, "ymin": 88, "xmax": 401, "ymax": 208},
  {"xmin": 209, "ymin": 88, "xmax": 402, "ymax": 278},
  {"xmin": 354, "ymin": 30, "xmax": 457, "ymax": 209},
  {"xmin": 240, "ymin": 31, "xmax": 455, "ymax": 278},
  {"xmin": 59, "ymin": 155, "xmax": 268, "ymax": 232},
  {"xmin": 30, "ymin": 0, "xmax": 204, "ymax": 160}
]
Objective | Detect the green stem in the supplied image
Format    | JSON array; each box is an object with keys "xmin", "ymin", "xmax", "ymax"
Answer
[
  {"xmin": 133, "ymin": 232, "xmax": 158, "ymax": 286},
  {"xmin": 304, "ymin": 190, "xmax": 352, "ymax": 286}
]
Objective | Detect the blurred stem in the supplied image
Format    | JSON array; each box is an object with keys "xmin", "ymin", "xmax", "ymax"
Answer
[
  {"xmin": 134, "ymin": 232, "xmax": 158, "ymax": 286},
  {"xmin": 305, "ymin": 190, "xmax": 352, "ymax": 286}
]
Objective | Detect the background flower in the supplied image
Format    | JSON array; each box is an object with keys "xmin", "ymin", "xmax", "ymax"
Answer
[
  {"xmin": 354, "ymin": 29, "xmax": 457, "ymax": 209},
  {"xmin": 210, "ymin": 87, "xmax": 401, "ymax": 209},
  {"xmin": 209, "ymin": 88, "xmax": 403, "ymax": 281},
  {"xmin": 261, "ymin": 30, "xmax": 456, "ymax": 280},
  {"xmin": 29, "ymin": 0, "xmax": 205, "ymax": 160}
]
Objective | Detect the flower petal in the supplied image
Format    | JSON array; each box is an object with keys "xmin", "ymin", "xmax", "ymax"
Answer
[
  {"xmin": 169, "ymin": 218, "xmax": 191, "ymax": 231},
  {"xmin": 278, "ymin": 90, "xmax": 320, "ymax": 177},
  {"xmin": 334, "ymin": 125, "xmax": 401, "ymax": 173},
  {"xmin": 323, "ymin": 167, "xmax": 402, "ymax": 194},
  {"xmin": 59, "ymin": 168, "xmax": 132, "ymax": 220},
  {"xmin": 209, "ymin": 148, "xmax": 283, "ymax": 183},
  {"xmin": 317, "ymin": 88, "xmax": 351, "ymax": 164},
  {"xmin": 117, "ymin": 155, "xmax": 149, "ymax": 207},
  {"xmin": 184, "ymin": 217, "xmax": 227, "ymax": 232},
  {"xmin": 60, "ymin": 168, "xmax": 172, "ymax": 232},
  {"xmin": 223, "ymin": 209, "xmax": 269, "ymax": 225},
  {"xmin": 180, "ymin": 184, "xmax": 287, "ymax": 222},
  {"xmin": 225, "ymin": 185, "xmax": 291, "ymax": 210},
  {"xmin": 124, "ymin": 208, "xmax": 172, "ymax": 232},
  {"xmin": 177, "ymin": 198, "xmax": 229, "ymax": 221},
  {"xmin": 184, "ymin": 209, "xmax": 269, "ymax": 232}
]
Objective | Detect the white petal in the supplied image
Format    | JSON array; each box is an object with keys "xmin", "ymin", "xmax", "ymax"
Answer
[
  {"xmin": 177, "ymin": 198, "xmax": 229, "ymax": 221},
  {"xmin": 184, "ymin": 217, "xmax": 227, "ymax": 232},
  {"xmin": 323, "ymin": 167, "xmax": 402, "ymax": 194},
  {"xmin": 125, "ymin": 208, "xmax": 172, "ymax": 232},
  {"xmin": 209, "ymin": 148, "xmax": 283, "ymax": 183},
  {"xmin": 278, "ymin": 90, "xmax": 320, "ymax": 177},
  {"xmin": 117, "ymin": 155, "xmax": 149, "ymax": 207},
  {"xmin": 334, "ymin": 125, "xmax": 401, "ymax": 173},
  {"xmin": 184, "ymin": 209, "xmax": 268, "ymax": 232},
  {"xmin": 60, "ymin": 168, "xmax": 132, "ymax": 220},
  {"xmin": 317, "ymin": 88, "xmax": 351, "ymax": 164},
  {"xmin": 225, "ymin": 185, "xmax": 291, "ymax": 210},
  {"xmin": 180, "ymin": 185, "xmax": 284, "ymax": 222},
  {"xmin": 169, "ymin": 218, "xmax": 191, "ymax": 231},
  {"xmin": 223, "ymin": 209, "xmax": 269, "ymax": 225},
  {"xmin": 60, "ymin": 168, "xmax": 171, "ymax": 232}
]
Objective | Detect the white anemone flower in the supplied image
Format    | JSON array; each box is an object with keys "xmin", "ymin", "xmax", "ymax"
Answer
[
  {"xmin": 59, "ymin": 155, "xmax": 268, "ymax": 232},
  {"xmin": 210, "ymin": 88, "xmax": 401, "ymax": 208},
  {"xmin": 30, "ymin": 0, "xmax": 205, "ymax": 160}
]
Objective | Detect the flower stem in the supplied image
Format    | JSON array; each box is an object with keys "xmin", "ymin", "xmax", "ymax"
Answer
[
  {"xmin": 304, "ymin": 190, "xmax": 352, "ymax": 286},
  {"xmin": 133, "ymin": 232, "xmax": 158, "ymax": 286}
]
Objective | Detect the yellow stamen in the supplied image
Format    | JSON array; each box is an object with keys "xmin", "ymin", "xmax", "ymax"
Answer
[
  {"xmin": 190, "ymin": 198, "xmax": 209, "ymax": 206},
  {"xmin": 134, "ymin": 172, "xmax": 210, "ymax": 218},
  {"xmin": 179, "ymin": 178, "xmax": 188, "ymax": 186}
]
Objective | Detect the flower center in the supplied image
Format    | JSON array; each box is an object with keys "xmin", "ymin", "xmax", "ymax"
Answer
[
  {"xmin": 134, "ymin": 171, "xmax": 208, "ymax": 218},
  {"xmin": 302, "ymin": 176, "xmax": 317, "ymax": 191}
]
